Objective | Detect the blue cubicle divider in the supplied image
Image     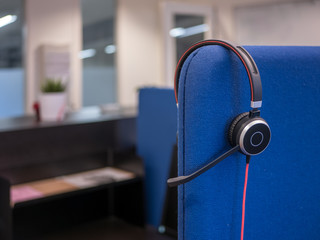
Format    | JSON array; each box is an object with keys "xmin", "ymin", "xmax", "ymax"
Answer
[
  {"xmin": 177, "ymin": 46, "xmax": 320, "ymax": 240},
  {"xmin": 137, "ymin": 88, "xmax": 177, "ymax": 227}
]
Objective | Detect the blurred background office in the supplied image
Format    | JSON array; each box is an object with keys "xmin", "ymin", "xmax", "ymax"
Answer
[
  {"xmin": 0, "ymin": 0, "xmax": 319, "ymax": 119},
  {"xmin": 0, "ymin": 0, "xmax": 320, "ymax": 239}
]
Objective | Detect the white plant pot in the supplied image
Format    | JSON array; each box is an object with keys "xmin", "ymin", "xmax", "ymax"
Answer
[{"xmin": 39, "ymin": 92, "xmax": 66, "ymax": 122}]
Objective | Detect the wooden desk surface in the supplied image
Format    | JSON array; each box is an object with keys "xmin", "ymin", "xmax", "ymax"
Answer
[{"xmin": 11, "ymin": 167, "xmax": 136, "ymax": 206}]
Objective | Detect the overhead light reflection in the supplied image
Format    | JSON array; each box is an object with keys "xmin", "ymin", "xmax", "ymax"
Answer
[
  {"xmin": 0, "ymin": 15, "xmax": 17, "ymax": 28},
  {"xmin": 170, "ymin": 27, "xmax": 186, "ymax": 38},
  {"xmin": 170, "ymin": 24, "xmax": 209, "ymax": 38},
  {"xmin": 105, "ymin": 44, "xmax": 116, "ymax": 54},
  {"xmin": 79, "ymin": 49, "xmax": 96, "ymax": 59}
]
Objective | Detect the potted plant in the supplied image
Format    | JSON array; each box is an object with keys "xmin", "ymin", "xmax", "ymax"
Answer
[{"xmin": 39, "ymin": 78, "xmax": 67, "ymax": 121}]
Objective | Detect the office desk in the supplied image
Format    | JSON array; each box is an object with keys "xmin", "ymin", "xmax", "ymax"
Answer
[{"xmin": 0, "ymin": 107, "xmax": 148, "ymax": 239}]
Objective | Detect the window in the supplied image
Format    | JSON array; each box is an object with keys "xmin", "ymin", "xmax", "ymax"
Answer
[
  {"xmin": 162, "ymin": 3, "xmax": 214, "ymax": 86},
  {"xmin": 173, "ymin": 15, "xmax": 207, "ymax": 63},
  {"xmin": 0, "ymin": 0, "xmax": 24, "ymax": 118},
  {"xmin": 81, "ymin": 0, "xmax": 117, "ymax": 107}
]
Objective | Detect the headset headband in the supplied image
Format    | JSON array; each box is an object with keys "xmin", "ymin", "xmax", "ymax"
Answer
[{"xmin": 174, "ymin": 39, "xmax": 262, "ymax": 109}]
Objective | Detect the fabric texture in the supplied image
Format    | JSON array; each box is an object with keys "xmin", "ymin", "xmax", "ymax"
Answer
[
  {"xmin": 137, "ymin": 88, "xmax": 177, "ymax": 227},
  {"xmin": 178, "ymin": 45, "xmax": 320, "ymax": 240}
]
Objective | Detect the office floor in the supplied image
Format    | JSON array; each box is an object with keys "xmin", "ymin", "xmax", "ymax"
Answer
[{"xmin": 29, "ymin": 217, "xmax": 176, "ymax": 240}]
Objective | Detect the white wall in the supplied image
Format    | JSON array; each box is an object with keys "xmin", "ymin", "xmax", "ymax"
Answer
[
  {"xmin": 116, "ymin": 0, "xmax": 163, "ymax": 107},
  {"xmin": 235, "ymin": 1, "xmax": 320, "ymax": 45},
  {"xmin": 24, "ymin": 0, "xmax": 82, "ymax": 114}
]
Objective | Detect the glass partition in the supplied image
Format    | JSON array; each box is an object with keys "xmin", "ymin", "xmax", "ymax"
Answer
[
  {"xmin": 0, "ymin": 0, "xmax": 24, "ymax": 118},
  {"xmin": 162, "ymin": 3, "xmax": 214, "ymax": 86},
  {"xmin": 174, "ymin": 15, "xmax": 206, "ymax": 63},
  {"xmin": 81, "ymin": 0, "xmax": 117, "ymax": 107}
]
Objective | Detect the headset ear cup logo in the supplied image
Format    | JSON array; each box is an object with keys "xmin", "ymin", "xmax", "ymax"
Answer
[{"xmin": 229, "ymin": 113, "xmax": 271, "ymax": 155}]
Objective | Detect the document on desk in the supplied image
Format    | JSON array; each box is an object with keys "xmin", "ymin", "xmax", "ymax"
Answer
[
  {"xmin": 11, "ymin": 186, "xmax": 44, "ymax": 203},
  {"xmin": 57, "ymin": 167, "xmax": 135, "ymax": 188}
]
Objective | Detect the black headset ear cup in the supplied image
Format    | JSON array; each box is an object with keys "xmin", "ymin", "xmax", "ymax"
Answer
[{"xmin": 228, "ymin": 112, "xmax": 250, "ymax": 146}]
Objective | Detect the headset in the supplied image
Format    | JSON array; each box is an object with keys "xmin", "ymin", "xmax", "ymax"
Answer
[{"xmin": 167, "ymin": 39, "xmax": 271, "ymax": 187}]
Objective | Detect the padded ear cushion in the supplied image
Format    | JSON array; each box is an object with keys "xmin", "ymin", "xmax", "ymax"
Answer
[{"xmin": 228, "ymin": 112, "xmax": 250, "ymax": 146}]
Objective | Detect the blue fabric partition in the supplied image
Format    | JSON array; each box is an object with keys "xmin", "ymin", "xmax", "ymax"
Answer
[
  {"xmin": 137, "ymin": 88, "xmax": 177, "ymax": 227},
  {"xmin": 178, "ymin": 46, "xmax": 320, "ymax": 240}
]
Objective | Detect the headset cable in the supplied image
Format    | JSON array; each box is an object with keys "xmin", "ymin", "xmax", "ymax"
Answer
[{"xmin": 241, "ymin": 155, "xmax": 251, "ymax": 240}]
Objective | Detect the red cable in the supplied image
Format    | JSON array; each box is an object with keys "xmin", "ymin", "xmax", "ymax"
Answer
[{"xmin": 241, "ymin": 161, "xmax": 250, "ymax": 240}]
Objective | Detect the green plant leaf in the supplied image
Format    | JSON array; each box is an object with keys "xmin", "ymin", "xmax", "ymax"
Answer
[{"xmin": 41, "ymin": 78, "xmax": 66, "ymax": 93}]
